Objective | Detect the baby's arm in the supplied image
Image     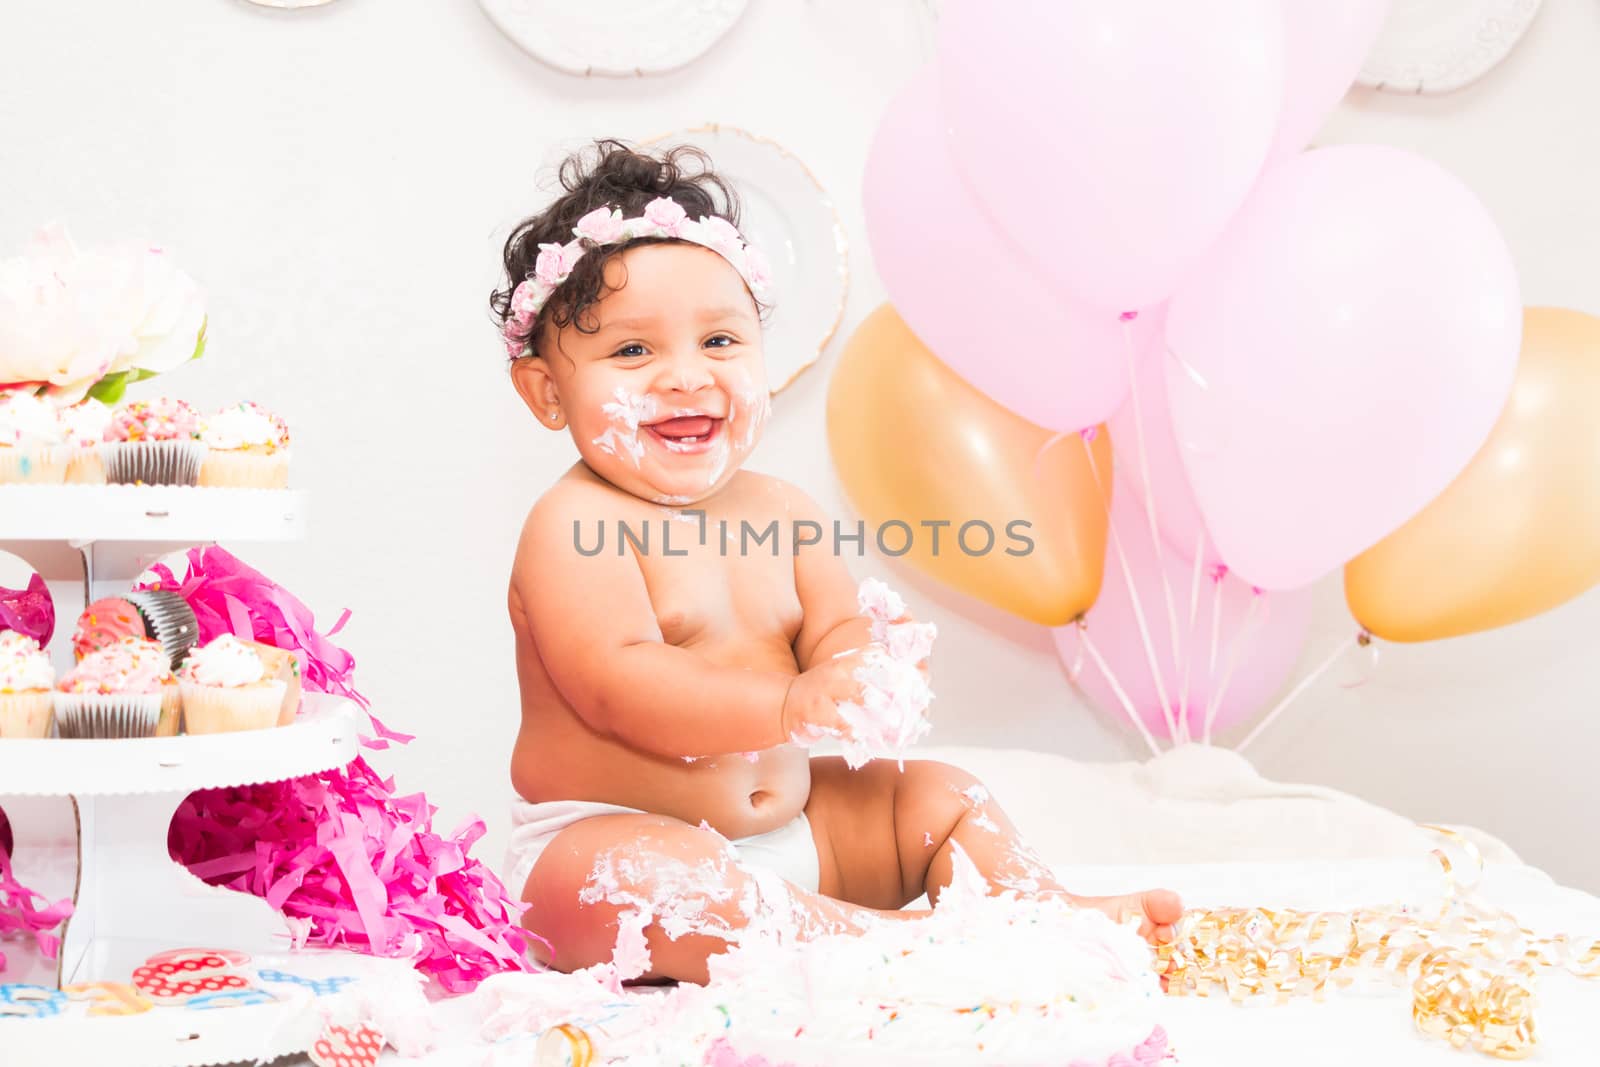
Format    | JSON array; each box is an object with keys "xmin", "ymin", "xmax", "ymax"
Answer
[{"xmin": 513, "ymin": 484, "xmax": 791, "ymax": 759}]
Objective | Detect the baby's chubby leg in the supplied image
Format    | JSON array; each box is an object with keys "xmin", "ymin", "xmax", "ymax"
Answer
[
  {"xmin": 520, "ymin": 813, "xmax": 912, "ymax": 983},
  {"xmin": 805, "ymin": 757, "xmax": 1181, "ymax": 944}
]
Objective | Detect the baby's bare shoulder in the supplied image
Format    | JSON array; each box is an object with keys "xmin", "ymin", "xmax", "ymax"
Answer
[{"xmin": 514, "ymin": 475, "xmax": 615, "ymax": 569}]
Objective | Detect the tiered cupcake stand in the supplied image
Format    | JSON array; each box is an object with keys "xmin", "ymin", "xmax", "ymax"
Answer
[{"xmin": 0, "ymin": 485, "xmax": 369, "ymax": 1065}]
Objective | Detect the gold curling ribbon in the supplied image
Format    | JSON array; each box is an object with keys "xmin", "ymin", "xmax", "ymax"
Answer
[
  {"xmin": 1155, "ymin": 826, "xmax": 1599, "ymax": 1060},
  {"xmin": 535, "ymin": 1023, "xmax": 596, "ymax": 1067}
]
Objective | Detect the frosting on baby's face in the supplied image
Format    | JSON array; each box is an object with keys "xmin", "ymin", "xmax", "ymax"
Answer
[{"xmin": 540, "ymin": 243, "xmax": 770, "ymax": 505}]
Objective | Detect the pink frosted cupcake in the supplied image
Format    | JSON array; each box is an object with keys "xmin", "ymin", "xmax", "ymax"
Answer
[
  {"xmin": 60, "ymin": 398, "xmax": 113, "ymax": 484},
  {"xmin": 0, "ymin": 631, "xmax": 56, "ymax": 738},
  {"xmin": 100, "ymin": 397, "xmax": 206, "ymax": 486},
  {"xmin": 177, "ymin": 634, "xmax": 287, "ymax": 734},
  {"xmin": 54, "ymin": 636, "xmax": 181, "ymax": 738},
  {"xmin": 197, "ymin": 402, "xmax": 291, "ymax": 488},
  {"xmin": 0, "ymin": 392, "xmax": 69, "ymax": 485}
]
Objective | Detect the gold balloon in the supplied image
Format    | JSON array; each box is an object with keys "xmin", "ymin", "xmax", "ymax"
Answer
[
  {"xmin": 1345, "ymin": 307, "xmax": 1600, "ymax": 642},
  {"xmin": 826, "ymin": 304, "xmax": 1111, "ymax": 626}
]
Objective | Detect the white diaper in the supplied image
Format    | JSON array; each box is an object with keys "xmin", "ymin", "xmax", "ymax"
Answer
[{"xmin": 504, "ymin": 799, "xmax": 822, "ymax": 903}]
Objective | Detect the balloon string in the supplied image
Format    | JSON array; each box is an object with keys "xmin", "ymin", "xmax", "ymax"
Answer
[
  {"xmin": 1201, "ymin": 591, "xmax": 1269, "ymax": 744},
  {"xmin": 1077, "ymin": 622, "xmax": 1162, "ymax": 759},
  {"xmin": 1207, "ymin": 567, "xmax": 1224, "ymax": 690},
  {"xmin": 1178, "ymin": 537, "xmax": 1204, "ymax": 743},
  {"xmin": 1121, "ymin": 316, "xmax": 1188, "ymax": 741},
  {"xmin": 1080, "ymin": 433, "xmax": 1180, "ymax": 739},
  {"xmin": 1236, "ymin": 632, "xmax": 1365, "ymax": 754}
]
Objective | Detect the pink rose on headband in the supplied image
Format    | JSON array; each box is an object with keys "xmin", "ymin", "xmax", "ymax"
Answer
[
  {"xmin": 509, "ymin": 278, "xmax": 543, "ymax": 319},
  {"xmin": 745, "ymin": 246, "xmax": 773, "ymax": 291},
  {"xmin": 699, "ymin": 215, "xmax": 742, "ymax": 255},
  {"xmin": 644, "ymin": 197, "xmax": 688, "ymax": 236},
  {"xmin": 533, "ymin": 241, "xmax": 579, "ymax": 287},
  {"xmin": 574, "ymin": 207, "xmax": 625, "ymax": 244}
]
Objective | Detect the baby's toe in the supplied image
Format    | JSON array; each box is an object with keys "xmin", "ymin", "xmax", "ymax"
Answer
[{"xmin": 1143, "ymin": 889, "xmax": 1183, "ymax": 928}]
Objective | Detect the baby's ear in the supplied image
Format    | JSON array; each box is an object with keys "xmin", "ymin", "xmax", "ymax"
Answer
[{"xmin": 510, "ymin": 356, "xmax": 565, "ymax": 429}]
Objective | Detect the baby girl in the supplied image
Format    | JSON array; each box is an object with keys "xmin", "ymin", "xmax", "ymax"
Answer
[{"xmin": 493, "ymin": 141, "xmax": 1180, "ymax": 982}]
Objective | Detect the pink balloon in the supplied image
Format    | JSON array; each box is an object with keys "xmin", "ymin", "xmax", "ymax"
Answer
[
  {"xmin": 1056, "ymin": 491, "xmax": 1314, "ymax": 742},
  {"xmin": 1267, "ymin": 0, "xmax": 1391, "ymax": 163},
  {"xmin": 936, "ymin": 0, "xmax": 1284, "ymax": 312},
  {"xmin": 1106, "ymin": 334, "xmax": 1224, "ymax": 572},
  {"xmin": 1165, "ymin": 145, "xmax": 1521, "ymax": 591},
  {"xmin": 863, "ymin": 69, "xmax": 1152, "ymax": 432}
]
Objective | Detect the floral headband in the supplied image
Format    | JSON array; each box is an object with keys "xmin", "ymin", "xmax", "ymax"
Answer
[{"xmin": 502, "ymin": 198, "xmax": 772, "ymax": 359}]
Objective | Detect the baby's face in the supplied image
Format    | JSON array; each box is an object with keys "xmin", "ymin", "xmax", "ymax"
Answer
[{"xmin": 545, "ymin": 243, "xmax": 770, "ymax": 505}]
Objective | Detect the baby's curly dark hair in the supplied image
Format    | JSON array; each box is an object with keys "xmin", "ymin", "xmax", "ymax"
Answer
[{"xmin": 490, "ymin": 139, "xmax": 750, "ymax": 361}]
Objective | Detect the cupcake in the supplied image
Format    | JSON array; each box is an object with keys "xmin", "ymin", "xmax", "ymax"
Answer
[
  {"xmin": 177, "ymin": 634, "xmax": 287, "ymax": 734},
  {"xmin": 243, "ymin": 639, "xmax": 302, "ymax": 725},
  {"xmin": 54, "ymin": 636, "xmax": 180, "ymax": 738},
  {"xmin": 197, "ymin": 402, "xmax": 290, "ymax": 489},
  {"xmin": 72, "ymin": 590, "xmax": 198, "ymax": 670},
  {"xmin": 100, "ymin": 397, "xmax": 205, "ymax": 486},
  {"xmin": 59, "ymin": 398, "xmax": 112, "ymax": 484},
  {"xmin": 0, "ymin": 392, "xmax": 69, "ymax": 485},
  {"xmin": 0, "ymin": 631, "xmax": 56, "ymax": 738}
]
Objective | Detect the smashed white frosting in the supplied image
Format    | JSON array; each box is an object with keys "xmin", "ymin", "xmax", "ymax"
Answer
[
  {"xmin": 481, "ymin": 846, "xmax": 1164, "ymax": 1066},
  {"xmin": 591, "ymin": 387, "xmax": 655, "ymax": 467},
  {"xmin": 822, "ymin": 577, "xmax": 937, "ymax": 769}
]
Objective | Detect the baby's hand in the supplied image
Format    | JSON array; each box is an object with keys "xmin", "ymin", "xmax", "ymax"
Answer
[{"xmin": 781, "ymin": 648, "xmax": 872, "ymax": 744}]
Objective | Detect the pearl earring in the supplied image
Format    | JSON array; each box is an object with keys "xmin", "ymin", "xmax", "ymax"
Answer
[{"xmin": 550, "ymin": 412, "xmax": 559, "ymax": 421}]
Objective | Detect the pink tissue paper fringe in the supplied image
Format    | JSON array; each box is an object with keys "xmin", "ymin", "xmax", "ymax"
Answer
[
  {"xmin": 0, "ymin": 809, "xmax": 74, "ymax": 976},
  {"xmin": 136, "ymin": 546, "xmax": 535, "ymax": 993},
  {"xmin": 0, "ymin": 571, "xmax": 56, "ymax": 647},
  {"xmin": 1, "ymin": 576, "xmax": 73, "ymax": 976}
]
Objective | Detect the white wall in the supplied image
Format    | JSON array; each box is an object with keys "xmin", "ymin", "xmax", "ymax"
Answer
[{"xmin": 4, "ymin": 0, "xmax": 1596, "ymax": 892}]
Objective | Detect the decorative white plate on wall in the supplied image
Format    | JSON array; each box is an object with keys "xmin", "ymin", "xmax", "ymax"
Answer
[
  {"xmin": 645, "ymin": 125, "xmax": 849, "ymax": 396},
  {"xmin": 1356, "ymin": 0, "xmax": 1543, "ymax": 94},
  {"xmin": 477, "ymin": 0, "xmax": 749, "ymax": 77}
]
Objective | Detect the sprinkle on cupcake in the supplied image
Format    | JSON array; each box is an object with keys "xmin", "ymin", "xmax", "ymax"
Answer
[{"xmin": 104, "ymin": 397, "xmax": 200, "ymax": 443}]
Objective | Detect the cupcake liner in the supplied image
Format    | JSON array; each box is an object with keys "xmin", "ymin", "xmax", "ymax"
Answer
[
  {"xmin": 0, "ymin": 691, "xmax": 54, "ymax": 738},
  {"xmin": 121, "ymin": 589, "xmax": 200, "ymax": 669},
  {"xmin": 243, "ymin": 640, "xmax": 302, "ymax": 725},
  {"xmin": 199, "ymin": 448, "xmax": 290, "ymax": 489},
  {"xmin": 64, "ymin": 447, "xmax": 106, "ymax": 485},
  {"xmin": 99, "ymin": 440, "xmax": 207, "ymax": 486},
  {"xmin": 158, "ymin": 682, "xmax": 181, "ymax": 737},
  {"xmin": 0, "ymin": 445, "xmax": 70, "ymax": 485},
  {"xmin": 53, "ymin": 691, "xmax": 163, "ymax": 738},
  {"xmin": 179, "ymin": 679, "xmax": 286, "ymax": 734}
]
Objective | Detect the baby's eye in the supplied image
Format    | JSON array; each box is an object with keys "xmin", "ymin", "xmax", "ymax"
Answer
[
  {"xmin": 704, "ymin": 334, "xmax": 736, "ymax": 349},
  {"xmin": 612, "ymin": 343, "xmax": 648, "ymax": 359}
]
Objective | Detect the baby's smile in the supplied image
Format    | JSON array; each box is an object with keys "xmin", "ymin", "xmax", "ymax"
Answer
[{"xmin": 646, "ymin": 413, "xmax": 724, "ymax": 453}]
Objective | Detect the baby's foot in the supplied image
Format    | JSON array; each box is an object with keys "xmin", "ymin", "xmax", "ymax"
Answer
[{"xmin": 1072, "ymin": 889, "xmax": 1183, "ymax": 945}]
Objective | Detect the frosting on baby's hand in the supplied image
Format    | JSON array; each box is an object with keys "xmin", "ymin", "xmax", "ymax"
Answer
[{"xmin": 830, "ymin": 578, "xmax": 937, "ymax": 769}]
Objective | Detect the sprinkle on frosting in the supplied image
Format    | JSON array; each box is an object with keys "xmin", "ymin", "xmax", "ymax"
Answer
[
  {"xmin": 0, "ymin": 630, "xmax": 55, "ymax": 692},
  {"xmin": 198, "ymin": 401, "xmax": 290, "ymax": 453},
  {"xmin": 57, "ymin": 636, "xmax": 172, "ymax": 695},
  {"xmin": 178, "ymin": 633, "xmax": 266, "ymax": 688},
  {"xmin": 71, "ymin": 597, "xmax": 147, "ymax": 660},
  {"xmin": 58, "ymin": 398, "xmax": 112, "ymax": 448},
  {"xmin": 105, "ymin": 397, "xmax": 199, "ymax": 443},
  {"xmin": 0, "ymin": 392, "xmax": 67, "ymax": 447}
]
